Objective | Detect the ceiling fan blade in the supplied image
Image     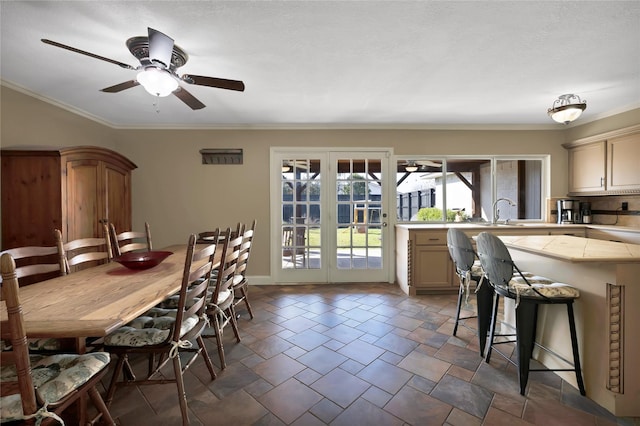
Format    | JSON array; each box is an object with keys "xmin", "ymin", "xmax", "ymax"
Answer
[
  {"xmin": 41, "ymin": 39, "xmax": 136, "ymax": 70},
  {"xmin": 173, "ymin": 86, "xmax": 205, "ymax": 110},
  {"xmin": 182, "ymin": 74, "xmax": 245, "ymax": 92},
  {"xmin": 100, "ymin": 80, "xmax": 140, "ymax": 93},
  {"xmin": 147, "ymin": 28, "xmax": 174, "ymax": 68}
]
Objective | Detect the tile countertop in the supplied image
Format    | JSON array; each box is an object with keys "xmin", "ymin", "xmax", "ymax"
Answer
[
  {"xmin": 395, "ymin": 222, "xmax": 640, "ymax": 233},
  {"xmin": 499, "ymin": 234, "xmax": 640, "ymax": 263}
]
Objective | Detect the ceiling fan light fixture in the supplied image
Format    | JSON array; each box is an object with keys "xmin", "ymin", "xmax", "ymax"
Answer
[
  {"xmin": 136, "ymin": 67, "xmax": 179, "ymax": 97},
  {"xmin": 405, "ymin": 165, "xmax": 419, "ymax": 172},
  {"xmin": 548, "ymin": 94, "xmax": 587, "ymax": 124}
]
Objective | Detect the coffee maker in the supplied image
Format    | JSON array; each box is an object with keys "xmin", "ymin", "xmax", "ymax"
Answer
[
  {"xmin": 580, "ymin": 202, "xmax": 592, "ymax": 224},
  {"xmin": 557, "ymin": 199, "xmax": 576, "ymax": 224}
]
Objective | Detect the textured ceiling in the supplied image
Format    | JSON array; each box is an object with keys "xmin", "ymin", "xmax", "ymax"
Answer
[{"xmin": 1, "ymin": 1, "xmax": 639, "ymax": 129}]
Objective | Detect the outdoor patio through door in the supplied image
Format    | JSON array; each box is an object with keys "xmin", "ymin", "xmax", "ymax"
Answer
[{"xmin": 273, "ymin": 149, "xmax": 391, "ymax": 283}]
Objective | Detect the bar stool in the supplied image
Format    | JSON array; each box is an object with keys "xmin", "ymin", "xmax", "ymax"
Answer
[
  {"xmin": 446, "ymin": 228, "xmax": 493, "ymax": 356},
  {"xmin": 476, "ymin": 231, "xmax": 586, "ymax": 396}
]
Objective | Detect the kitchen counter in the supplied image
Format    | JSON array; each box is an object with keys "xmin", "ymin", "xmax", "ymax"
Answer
[
  {"xmin": 499, "ymin": 234, "xmax": 640, "ymax": 263},
  {"xmin": 499, "ymin": 235, "xmax": 640, "ymax": 416}
]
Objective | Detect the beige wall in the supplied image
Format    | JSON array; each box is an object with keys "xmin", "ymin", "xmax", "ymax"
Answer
[{"xmin": 2, "ymin": 86, "xmax": 639, "ymax": 279}]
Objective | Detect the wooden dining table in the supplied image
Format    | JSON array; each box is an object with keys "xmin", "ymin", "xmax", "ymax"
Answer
[{"xmin": 0, "ymin": 243, "xmax": 222, "ymax": 353}]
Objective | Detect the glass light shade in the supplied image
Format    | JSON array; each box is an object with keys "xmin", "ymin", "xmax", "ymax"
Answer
[
  {"xmin": 548, "ymin": 94, "xmax": 586, "ymax": 124},
  {"xmin": 405, "ymin": 165, "xmax": 419, "ymax": 172},
  {"xmin": 136, "ymin": 68, "xmax": 179, "ymax": 97}
]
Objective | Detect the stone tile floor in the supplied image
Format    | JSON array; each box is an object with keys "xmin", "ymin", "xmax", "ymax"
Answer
[{"xmin": 100, "ymin": 284, "xmax": 639, "ymax": 425}]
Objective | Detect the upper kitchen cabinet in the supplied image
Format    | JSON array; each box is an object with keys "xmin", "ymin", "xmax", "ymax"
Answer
[
  {"xmin": 607, "ymin": 133, "xmax": 640, "ymax": 192},
  {"xmin": 564, "ymin": 125, "xmax": 640, "ymax": 195},
  {"xmin": 567, "ymin": 141, "xmax": 606, "ymax": 193},
  {"xmin": 1, "ymin": 146, "xmax": 136, "ymax": 249}
]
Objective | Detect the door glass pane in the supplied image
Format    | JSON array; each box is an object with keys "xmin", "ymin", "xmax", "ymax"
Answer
[
  {"xmin": 281, "ymin": 158, "xmax": 321, "ymax": 269},
  {"xmin": 336, "ymin": 158, "xmax": 382, "ymax": 270}
]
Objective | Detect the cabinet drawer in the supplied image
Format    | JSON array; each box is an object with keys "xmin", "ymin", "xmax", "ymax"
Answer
[{"xmin": 415, "ymin": 231, "xmax": 448, "ymax": 245}]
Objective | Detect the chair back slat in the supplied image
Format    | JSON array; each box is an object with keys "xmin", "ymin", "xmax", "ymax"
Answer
[
  {"xmin": 55, "ymin": 229, "xmax": 111, "ymax": 273},
  {"xmin": 0, "ymin": 243, "xmax": 64, "ymax": 286},
  {"xmin": 108, "ymin": 222, "xmax": 153, "ymax": 257}
]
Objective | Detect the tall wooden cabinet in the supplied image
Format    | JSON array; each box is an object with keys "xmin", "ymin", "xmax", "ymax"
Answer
[{"xmin": 1, "ymin": 146, "xmax": 137, "ymax": 249}]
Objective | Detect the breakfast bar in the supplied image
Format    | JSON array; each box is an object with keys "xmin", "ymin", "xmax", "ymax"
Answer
[{"xmin": 498, "ymin": 235, "xmax": 640, "ymax": 417}]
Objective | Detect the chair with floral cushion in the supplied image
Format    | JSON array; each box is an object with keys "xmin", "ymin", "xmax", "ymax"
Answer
[
  {"xmin": 232, "ymin": 220, "xmax": 256, "ymax": 320},
  {"xmin": 476, "ymin": 231, "xmax": 585, "ymax": 396},
  {"xmin": 446, "ymin": 228, "xmax": 493, "ymax": 356},
  {"xmin": 203, "ymin": 229, "xmax": 243, "ymax": 369},
  {"xmin": 0, "ymin": 253, "xmax": 115, "ymax": 425},
  {"xmin": 107, "ymin": 222, "xmax": 152, "ymax": 257},
  {"xmin": 54, "ymin": 229, "xmax": 112, "ymax": 274},
  {"xmin": 102, "ymin": 233, "xmax": 218, "ymax": 426}
]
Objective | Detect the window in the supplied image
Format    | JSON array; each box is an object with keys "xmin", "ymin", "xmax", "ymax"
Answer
[{"xmin": 396, "ymin": 156, "xmax": 546, "ymax": 223}]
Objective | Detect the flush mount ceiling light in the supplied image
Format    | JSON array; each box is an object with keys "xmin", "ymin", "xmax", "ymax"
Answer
[
  {"xmin": 548, "ymin": 94, "xmax": 587, "ymax": 124},
  {"xmin": 136, "ymin": 67, "xmax": 179, "ymax": 97}
]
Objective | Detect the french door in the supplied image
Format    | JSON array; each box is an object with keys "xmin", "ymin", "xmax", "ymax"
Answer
[{"xmin": 271, "ymin": 149, "xmax": 392, "ymax": 283}]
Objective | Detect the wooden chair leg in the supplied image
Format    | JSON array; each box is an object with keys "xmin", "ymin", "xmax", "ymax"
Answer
[
  {"xmin": 214, "ymin": 314, "xmax": 226, "ymax": 369},
  {"xmin": 172, "ymin": 355, "xmax": 189, "ymax": 426},
  {"xmin": 88, "ymin": 385, "xmax": 116, "ymax": 425},
  {"xmin": 105, "ymin": 355, "xmax": 127, "ymax": 406},
  {"xmin": 196, "ymin": 335, "xmax": 217, "ymax": 380},
  {"xmin": 228, "ymin": 306, "xmax": 241, "ymax": 343},
  {"xmin": 240, "ymin": 287, "xmax": 254, "ymax": 319}
]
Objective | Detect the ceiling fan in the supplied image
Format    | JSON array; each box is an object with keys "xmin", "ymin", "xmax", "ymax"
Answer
[
  {"xmin": 41, "ymin": 27, "xmax": 245, "ymax": 110},
  {"xmin": 400, "ymin": 160, "xmax": 443, "ymax": 172}
]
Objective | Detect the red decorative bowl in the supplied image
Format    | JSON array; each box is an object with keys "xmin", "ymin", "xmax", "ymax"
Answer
[{"xmin": 113, "ymin": 251, "xmax": 173, "ymax": 270}]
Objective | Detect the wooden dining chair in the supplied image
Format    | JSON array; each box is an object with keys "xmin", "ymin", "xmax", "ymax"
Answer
[
  {"xmin": 107, "ymin": 222, "xmax": 152, "ymax": 257},
  {"xmin": 203, "ymin": 228, "xmax": 242, "ymax": 369},
  {"xmin": 0, "ymin": 253, "xmax": 115, "ymax": 425},
  {"xmin": 0, "ymin": 240, "xmax": 68, "ymax": 352},
  {"xmin": 0, "ymin": 244, "xmax": 65, "ymax": 287},
  {"xmin": 232, "ymin": 220, "xmax": 256, "ymax": 319},
  {"xmin": 54, "ymin": 229, "xmax": 112, "ymax": 274},
  {"xmin": 102, "ymin": 233, "xmax": 218, "ymax": 426},
  {"xmin": 196, "ymin": 222, "xmax": 244, "ymax": 244}
]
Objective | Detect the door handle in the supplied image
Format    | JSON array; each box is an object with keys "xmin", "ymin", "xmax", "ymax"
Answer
[{"xmin": 382, "ymin": 222, "xmax": 388, "ymax": 227}]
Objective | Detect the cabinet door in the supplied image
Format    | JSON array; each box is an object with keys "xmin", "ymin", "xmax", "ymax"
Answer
[
  {"xmin": 413, "ymin": 246, "xmax": 453, "ymax": 289},
  {"xmin": 66, "ymin": 159, "xmax": 102, "ymax": 241},
  {"xmin": 568, "ymin": 141, "xmax": 605, "ymax": 193},
  {"xmin": 607, "ymin": 133, "xmax": 640, "ymax": 192},
  {"xmin": 104, "ymin": 161, "xmax": 132, "ymax": 234}
]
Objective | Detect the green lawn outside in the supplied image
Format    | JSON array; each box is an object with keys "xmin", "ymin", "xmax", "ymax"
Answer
[{"xmin": 306, "ymin": 227, "xmax": 381, "ymax": 247}]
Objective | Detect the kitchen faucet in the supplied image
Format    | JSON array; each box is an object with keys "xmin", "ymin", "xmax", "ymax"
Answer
[{"xmin": 492, "ymin": 197, "xmax": 517, "ymax": 224}]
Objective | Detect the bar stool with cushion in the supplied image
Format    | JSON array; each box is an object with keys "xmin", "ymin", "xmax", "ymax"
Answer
[
  {"xmin": 1, "ymin": 253, "xmax": 115, "ymax": 425},
  {"xmin": 446, "ymin": 228, "xmax": 493, "ymax": 356},
  {"xmin": 476, "ymin": 231, "xmax": 586, "ymax": 396}
]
